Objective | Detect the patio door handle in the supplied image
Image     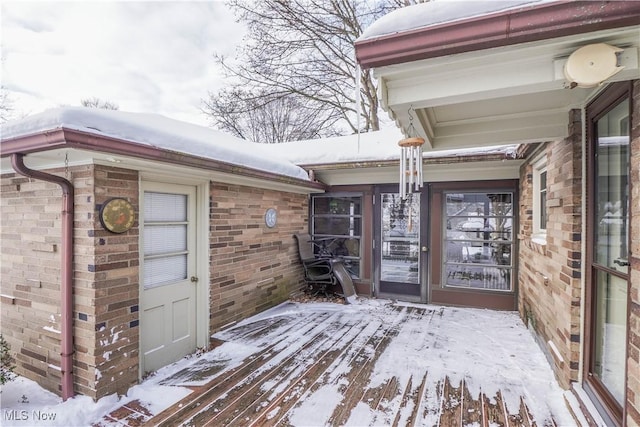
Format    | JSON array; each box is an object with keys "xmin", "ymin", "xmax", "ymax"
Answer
[{"xmin": 614, "ymin": 258, "xmax": 629, "ymax": 267}]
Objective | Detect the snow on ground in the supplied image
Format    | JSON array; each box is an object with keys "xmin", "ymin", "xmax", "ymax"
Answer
[
  {"xmin": 0, "ymin": 299, "xmax": 576, "ymax": 426},
  {"xmin": 0, "ymin": 339, "xmax": 253, "ymax": 426}
]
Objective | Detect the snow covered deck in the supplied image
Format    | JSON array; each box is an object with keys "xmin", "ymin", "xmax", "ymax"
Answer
[{"xmin": 90, "ymin": 299, "xmax": 577, "ymax": 426}]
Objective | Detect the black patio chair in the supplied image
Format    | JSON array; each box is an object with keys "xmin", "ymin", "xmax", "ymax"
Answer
[{"xmin": 293, "ymin": 234, "xmax": 336, "ymax": 296}]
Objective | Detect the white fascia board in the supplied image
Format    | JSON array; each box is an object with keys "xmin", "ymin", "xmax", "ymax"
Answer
[
  {"xmin": 315, "ymin": 160, "xmax": 522, "ymax": 186},
  {"xmin": 378, "ymin": 27, "xmax": 639, "ymax": 109},
  {"xmin": 375, "ymin": 26, "xmax": 639, "ymax": 80},
  {"xmin": 385, "ymin": 55, "xmax": 566, "ymax": 109},
  {"xmin": 1, "ymin": 149, "xmax": 321, "ymax": 195}
]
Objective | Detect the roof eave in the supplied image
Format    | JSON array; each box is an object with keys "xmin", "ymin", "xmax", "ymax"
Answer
[
  {"xmin": 300, "ymin": 148, "xmax": 525, "ymax": 171},
  {"xmin": 1, "ymin": 128, "xmax": 326, "ymax": 191},
  {"xmin": 356, "ymin": 1, "xmax": 640, "ymax": 69}
]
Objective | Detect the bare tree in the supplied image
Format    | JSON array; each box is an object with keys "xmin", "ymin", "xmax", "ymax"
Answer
[
  {"xmin": 204, "ymin": 0, "xmax": 405, "ymax": 142},
  {"xmin": 0, "ymin": 88, "xmax": 13, "ymax": 123},
  {"xmin": 205, "ymin": 89, "xmax": 340, "ymax": 143},
  {"xmin": 81, "ymin": 97, "xmax": 119, "ymax": 110}
]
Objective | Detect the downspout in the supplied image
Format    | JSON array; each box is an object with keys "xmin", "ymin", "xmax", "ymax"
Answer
[{"xmin": 11, "ymin": 153, "xmax": 75, "ymax": 401}]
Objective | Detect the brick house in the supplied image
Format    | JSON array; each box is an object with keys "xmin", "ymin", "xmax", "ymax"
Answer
[
  {"xmin": 1, "ymin": 2, "xmax": 639, "ymax": 426},
  {"xmin": 0, "ymin": 108, "xmax": 323, "ymax": 400},
  {"xmin": 0, "ymin": 108, "xmax": 521, "ymax": 403},
  {"xmin": 351, "ymin": 1, "xmax": 640, "ymax": 426}
]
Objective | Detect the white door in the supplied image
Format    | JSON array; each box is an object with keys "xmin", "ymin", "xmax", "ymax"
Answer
[{"xmin": 140, "ymin": 182, "xmax": 197, "ymax": 374}]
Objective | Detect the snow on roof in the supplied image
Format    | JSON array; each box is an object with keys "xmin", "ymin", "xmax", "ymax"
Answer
[
  {"xmin": 359, "ymin": 0, "xmax": 552, "ymax": 41},
  {"xmin": 266, "ymin": 127, "xmax": 519, "ymax": 166},
  {"xmin": 1, "ymin": 107, "xmax": 310, "ymax": 182}
]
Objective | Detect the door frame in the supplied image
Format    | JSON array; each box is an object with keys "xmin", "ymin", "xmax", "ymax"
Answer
[
  {"xmin": 583, "ymin": 81, "xmax": 631, "ymax": 427},
  {"xmin": 138, "ymin": 176, "xmax": 210, "ymax": 378},
  {"xmin": 373, "ymin": 184, "xmax": 429, "ymax": 303},
  {"xmin": 428, "ymin": 180, "xmax": 519, "ymax": 310}
]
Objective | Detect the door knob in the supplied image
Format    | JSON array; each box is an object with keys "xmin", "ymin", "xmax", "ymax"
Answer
[
  {"xmin": 190, "ymin": 276, "xmax": 199, "ymax": 283},
  {"xmin": 421, "ymin": 246, "xmax": 428, "ymax": 252}
]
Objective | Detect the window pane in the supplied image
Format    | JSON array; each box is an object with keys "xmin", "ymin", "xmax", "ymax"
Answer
[
  {"xmin": 342, "ymin": 259, "xmax": 360, "ymax": 279},
  {"xmin": 313, "ymin": 196, "xmax": 361, "ymax": 215},
  {"xmin": 144, "ymin": 254, "xmax": 187, "ymax": 289},
  {"xmin": 381, "ymin": 193, "xmax": 420, "ymax": 284},
  {"xmin": 318, "ymin": 237, "xmax": 360, "ymax": 258},
  {"xmin": 313, "ymin": 217, "xmax": 361, "ymax": 236},
  {"xmin": 444, "ymin": 264, "xmax": 510, "ymax": 291},
  {"xmin": 443, "ymin": 191, "xmax": 513, "ymax": 291},
  {"xmin": 144, "ymin": 225, "xmax": 187, "ymax": 255},
  {"xmin": 539, "ymin": 191, "xmax": 547, "ymax": 230},
  {"xmin": 595, "ymin": 98, "xmax": 629, "ymax": 273},
  {"xmin": 145, "ymin": 192, "xmax": 187, "ymax": 222},
  {"xmin": 593, "ymin": 271, "xmax": 627, "ymax": 405},
  {"xmin": 539, "ymin": 171, "xmax": 547, "ymax": 230},
  {"xmin": 143, "ymin": 190, "xmax": 190, "ymax": 289},
  {"xmin": 311, "ymin": 193, "xmax": 362, "ymax": 279}
]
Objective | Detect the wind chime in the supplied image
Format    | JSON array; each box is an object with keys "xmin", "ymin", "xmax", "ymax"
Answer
[{"xmin": 398, "ymin": 107, "xmax": 425, "ymax": 199}]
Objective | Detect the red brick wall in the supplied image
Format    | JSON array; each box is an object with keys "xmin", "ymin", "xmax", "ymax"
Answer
[
  {"xmin": 627, "ymin": 80, "xmax": 640, "ymax": 427},
  {"xmin": 209, "ymin": 183, "xmax": 307, "ymax": 333},
  {"xmin": 518, "ymin": 110, "xmax": 583, "ymax": 389}
]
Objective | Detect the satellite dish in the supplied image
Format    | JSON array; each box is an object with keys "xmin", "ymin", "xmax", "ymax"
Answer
[{"xmin": 564, "ymin": 43, "xmax": 624, "ymax": 88}]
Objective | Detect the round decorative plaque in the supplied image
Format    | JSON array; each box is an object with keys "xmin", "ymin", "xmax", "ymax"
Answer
[
  {"xmin": 99, "ymin": 198, "xmax": 135, "ymax": 233},
  {"xmin": 265, "ymin": 208, "xmax": 277, "ymax": 228}
]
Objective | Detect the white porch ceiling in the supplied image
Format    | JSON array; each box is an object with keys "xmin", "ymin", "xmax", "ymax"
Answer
[{"xmin": 377, "ymin": 26, "xmax": 640, "ymax": 151}]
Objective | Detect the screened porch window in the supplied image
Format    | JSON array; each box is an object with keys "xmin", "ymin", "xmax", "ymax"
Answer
[
  {"xmin": 443, "ymin": 192, "xmax": 514, "ymax": 291},
  {"xmin": 311, "ymin": 194, "xmax": 362, "ymax": 278}
]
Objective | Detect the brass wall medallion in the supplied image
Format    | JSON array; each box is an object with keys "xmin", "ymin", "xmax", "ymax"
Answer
[{"xmin": 99, "ymin": 198, "xmax": 135, "ymax": 233}]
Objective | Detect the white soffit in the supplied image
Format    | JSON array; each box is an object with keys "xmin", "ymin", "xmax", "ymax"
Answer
[{"xmin": 377, "ymin": 26, "xmax": 640, "ymax": 150}]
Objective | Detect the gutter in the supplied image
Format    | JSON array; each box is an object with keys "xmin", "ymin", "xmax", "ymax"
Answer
[
  {"xmin": 11, "ymin": 153, "xmax": 75, "ymax": 401},
  {"xmin": 1, "ymin": 128, "xmax": 326, "ymax": 192},
  {"xmin": 356, "ymin": 1, "xmax": 640, "ymax": 69},
  {"xmin": 298, "ymin": 146, "xmax": 526, "ymax": 170}
]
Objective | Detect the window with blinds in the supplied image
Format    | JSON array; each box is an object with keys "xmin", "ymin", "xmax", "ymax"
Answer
[{"xmin": 143, "ymin": 192, "xmax": 189, "ymax": 289}]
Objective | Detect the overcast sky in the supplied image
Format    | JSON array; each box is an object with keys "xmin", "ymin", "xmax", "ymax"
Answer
[{"xmin": 1, "ymin": 1, "xmax": 245, "ymax": 126}]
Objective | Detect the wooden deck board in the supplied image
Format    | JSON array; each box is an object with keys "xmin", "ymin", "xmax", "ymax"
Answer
[
  {"xmin": 439, "ymin": 377, "xmax": 463, "ymax": 426},
  {"xmin": 461, "ymin": 380, "xmax": 483, "ymax": 426},
  {"xmin": 137, "ymin": 303, "xmax": 571, "ymax": 427},
  {"xmin": 483, "ymin": 390, "xmax": 507, "ymax": 427}
]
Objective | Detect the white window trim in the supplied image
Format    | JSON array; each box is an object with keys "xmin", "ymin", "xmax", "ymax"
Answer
[{"xmin": 532, "ymin": 155, "xmax": 547, "ymax": 244}]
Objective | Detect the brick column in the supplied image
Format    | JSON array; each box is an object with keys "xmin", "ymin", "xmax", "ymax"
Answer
[{"xmin": 518, "ymin": 109, "xmax": 583, "ymax": 389}]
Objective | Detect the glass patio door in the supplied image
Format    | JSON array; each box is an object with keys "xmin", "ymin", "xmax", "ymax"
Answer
[
  {"xmin": 585, "ymin": 83, "xmax": 629, "ymax": 425},
  {"xmin": 376, "ymin": 189, "xmax": 427, "ymax": 301}
]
